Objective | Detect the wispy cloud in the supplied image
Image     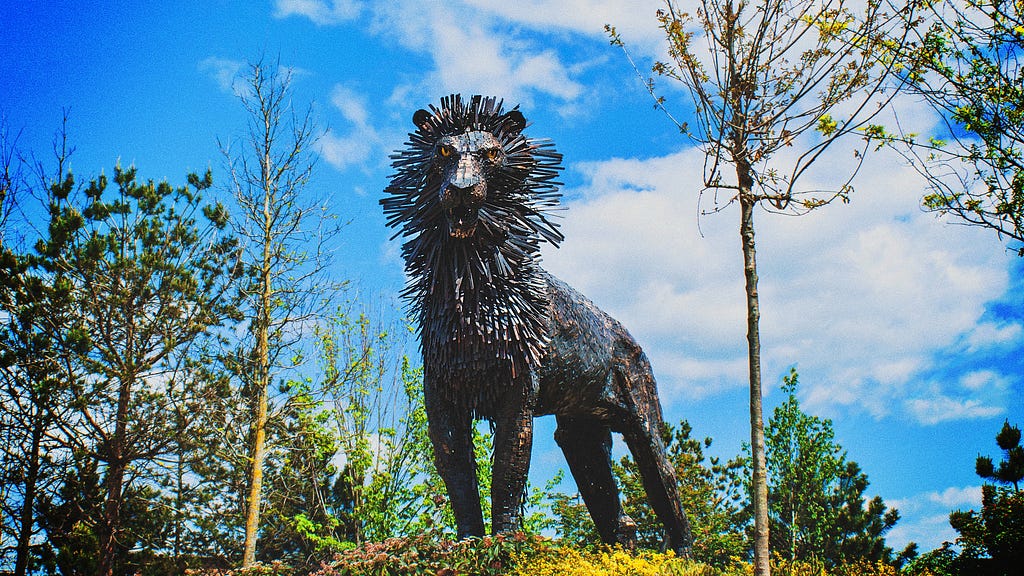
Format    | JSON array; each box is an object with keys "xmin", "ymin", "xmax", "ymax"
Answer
[
  {"xmin": 319, "ymin": 85, "xmax": 385, "ymax": 172},
  {"xmin": 385, "ymin": 3, "xmax": 586, "ymax": 106},
  {"xmin": 198, "ymin": 56, "xmax": 245, "ymax": 94},
  {"xmin": 928, "ymin": 485, "xmax": 984, "ymax": 509},
  {"xmin": 906, "ymin": 395, "xmax": 1005, "ymax": 425},
  {"xmin": 463, "ymin": 0, "xmax": 668, "ymax": 53},
  {"xmin": 276, "ymin": 1, "xmax": 588, "ymax": 110},
  {"xmin": 965, "ymin": 321, "xmax": 1023, "ymax": 353},
  {"xmin": 274, "ymin": 0, "xmax": 362, "ymax": 25},
  {"xmin": 886, "ymin": 485, "xmax": 982, "ymax": 551},
  {"xmin": 905, "ymin": 370, "xmax": 1010, "ymax": 425}
]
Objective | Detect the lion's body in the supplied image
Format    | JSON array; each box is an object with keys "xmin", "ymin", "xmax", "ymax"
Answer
[{"xmin": 382, "ymin": 95, "xmax": 692, "ymax": 554}]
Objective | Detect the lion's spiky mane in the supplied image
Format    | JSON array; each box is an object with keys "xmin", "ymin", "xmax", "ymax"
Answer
[{"xmin": 382, "ymin": 94, "xmax": 563, "ymax": 402}]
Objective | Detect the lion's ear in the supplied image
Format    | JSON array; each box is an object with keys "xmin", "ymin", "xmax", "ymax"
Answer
[
  {"xmin": 413, "ymin": 109, "xmax": 433, "ymax": 130},
  {"xmin": 504, "ymin": 110, "xmax": 527, "ymax": 136}
]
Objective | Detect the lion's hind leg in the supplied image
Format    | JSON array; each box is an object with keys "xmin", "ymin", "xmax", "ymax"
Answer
[
  {"xmin": 617, "ymin": 374, "xmax": 694, "ymax": 556},
  {"xmin": 554, "ymin": 415, "xmax": 637, "ymax": 547}
]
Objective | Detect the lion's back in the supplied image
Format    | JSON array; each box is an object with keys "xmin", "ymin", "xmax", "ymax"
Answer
[{"xmin": 535, "ymin": 272, "xmax": 649, "ymax": 418}]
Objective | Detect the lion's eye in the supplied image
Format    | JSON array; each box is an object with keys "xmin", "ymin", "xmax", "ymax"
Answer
[
  {"xmin": 438, "ymin": 144, "xmax": 453, "ymax": 158},
  {"xmin": 485, "ymin": 148, "xmax": 500, "ymax": 161}
]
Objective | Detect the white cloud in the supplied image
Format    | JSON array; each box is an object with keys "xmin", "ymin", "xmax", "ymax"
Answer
[
  {"xmin": 463, "ymin": 0, "xmax": 669, "ymax": 54},
  {"xmin": 965, "ymin": 321, "xmax": 1023, "ymax": 353},
  {"xmin": 906, "ymin": 394, "xmax": 1004, "ymax": 425},
  {"xmin": 274, "ymin": 0, "xmax": 362, "ymax": 25},
  {"xmin": 198, "ymin": 56, "xmax": 245, "ymax": 93},
  {"xmin": 929, "ymin": 485, "xmax": 984, "ymax": 509},
  {"xmin": 365, "ymin": 2, "xmax": 587, "ymax": 108},
  {"xmin": 959, "ymin": 369, "xmax": 1009, "ymax": 392},
  {"xmin": 541, "ymin": 114, "xmax": 1014, "ymax": 416},
  {"xmin": 319, "ymin": 85, "xmax": 385, "ymax": 171},
  {"xmin": 279, "ymin": 0, "xmax": 653, "ymax": 110},
  {"xmin": 902, "ymin": 370, "xmax": 1010, "ymax": 425},
  {"xmin": 886, "ymin": 512, "xmax": 958, "ymax": 553},
  {"xmin": 886, "ymin": 485, "xmax": 982, "ymax": 551},
  {"xmin": 422, "ymin": 11, "xmax": 584, "ymax": 104}
]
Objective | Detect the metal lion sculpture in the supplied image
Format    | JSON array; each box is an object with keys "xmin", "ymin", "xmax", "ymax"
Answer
[{"xmin": 381, "ymin": 94, "xmax": 693, "ymax": 554}]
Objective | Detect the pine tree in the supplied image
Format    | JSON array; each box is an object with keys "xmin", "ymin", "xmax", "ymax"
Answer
[
  {"xmin": 944, "ymin": 421, "xmax": 1024, "ymax": 575},
  {"xmin": 764, "ymin": 369, "xmax": 905, "ymax": 567},
  {"xmin": 33, "ymin": 164, "xmax": 240, "ymax": 576}
]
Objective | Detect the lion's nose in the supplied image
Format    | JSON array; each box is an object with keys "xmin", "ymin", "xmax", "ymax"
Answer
[
  {"xmin": 442, "ymin": 161, "xmax": 486, "ymax": 208},
  {"xmin": 449, "ymin": 159, "xmax": 482, "ymax": 190}
]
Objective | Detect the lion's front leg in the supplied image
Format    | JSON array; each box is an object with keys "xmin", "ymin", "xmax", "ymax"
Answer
[
  {"xmin": 490, "ymin": 378, "xmax": 537, "ymax": 534},
  {"xmin": 425, "ymin": 383, "xmax": 484, "ymax": 538}
]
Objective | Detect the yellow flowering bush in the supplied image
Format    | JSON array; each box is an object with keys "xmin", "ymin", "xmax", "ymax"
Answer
[
  {"xmin": 771, "ymin": 558, "xmax": 900, "ymax": 576},
  {"xmin": 513, "ymin": 545, "xmax": 748, "ymax": 576}
]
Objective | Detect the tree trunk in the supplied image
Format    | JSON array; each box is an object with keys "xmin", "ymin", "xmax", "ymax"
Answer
[
  {"xmin": 739, "ymin": 161, "xmax": 770, "ymax": 576},
  {"xmin": 242, "ymin": 367, "xmax": 269, "ymax": 566},
  {"xmin": 174, "ymin": 427, "xmax": 185, "ymax": 570},
  {"xmin": 13, "ymin": 404, "xmax": 44, "ymax": 576},
  {"xmin": 242, "ymin": 190, "xmax": 274, "ymax": 568},
  {"xmin": 242, "ymin": 376, "xmax": 269, "ymax": 567},
  {"xmin": 98, "ymin": 376, "xmax": 133, "ymax": 576}
]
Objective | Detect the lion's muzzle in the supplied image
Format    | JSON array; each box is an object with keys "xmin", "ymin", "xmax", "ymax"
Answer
[{"xmin": 439, "ymin": 140, "xmax": 492, "ymax": 238}]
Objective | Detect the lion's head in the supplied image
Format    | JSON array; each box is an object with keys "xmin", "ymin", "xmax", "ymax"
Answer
[
  {"xmin": 430, "ymin": 126, "xmax": 508, "ymax": 239},
  {"xmin": 382, "ymin": 94, "xmax": 565, "ymax": 377},
  {"xmin": 383, "ymin": 94, "xmax": 563, "ymax": 245}
]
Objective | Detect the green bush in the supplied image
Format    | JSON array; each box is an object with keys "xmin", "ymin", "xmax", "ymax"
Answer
[{"xmin": 310, "ymin": 531, "xmax": 552, "ymax": 576}]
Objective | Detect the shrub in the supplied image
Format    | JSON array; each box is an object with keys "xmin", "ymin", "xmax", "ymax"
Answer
[
  {"xmin": 187, "ymin": 560, "xmax": 295, "ymax": 576},
  {"xmin": 187, "ymin": 538, "xmax": 910, "ymax": 576},
  {"xmin": 310, "ymin": 531, "xmax": 552, "ymax": 576}
]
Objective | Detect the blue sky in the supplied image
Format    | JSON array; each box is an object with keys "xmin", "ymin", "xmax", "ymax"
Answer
[{"xmin": 3, "ymin": 0, "xmax": 1022, "ymax": 554}]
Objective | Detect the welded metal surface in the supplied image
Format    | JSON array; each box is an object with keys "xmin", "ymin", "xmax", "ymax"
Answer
[{"xmin": 382, "ymin": 94, "xmax": 693, "ymax": 554}]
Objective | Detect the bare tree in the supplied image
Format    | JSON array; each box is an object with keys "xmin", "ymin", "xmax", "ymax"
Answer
[
  {"xmin": 608, "ymin": 1, "xmax": 912, "ymax": 573},
  {"xmin": 221, "ymin": 59, "xmax": 341, "ymax": 568},
  {"xmin": 0, "ymin": 118, "xmax": 19, "ymax": 246}
]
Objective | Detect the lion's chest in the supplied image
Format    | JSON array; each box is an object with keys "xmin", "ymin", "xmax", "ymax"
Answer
[{"xmin": 422, "ymin": 272, "xmax": 632, "ymax": 419}]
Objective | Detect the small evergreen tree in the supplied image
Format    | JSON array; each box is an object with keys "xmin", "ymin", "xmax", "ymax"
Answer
[
  {"xmin": 976, "ymin": 421, "xmax": 1024, "ymax": 492},
  {"xmin": 764, "ymin": 368, "xmax": 907, "ymax": 567},
  {"xmin": 31, "ymin": 163, "xmax": 240, "ymax": 576},
  {"xmin": 946, "ymin": 421, "xmax": 1023, "ymax": 576}
]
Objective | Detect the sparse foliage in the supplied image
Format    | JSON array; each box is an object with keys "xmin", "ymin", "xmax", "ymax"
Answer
[
  {"xmin": 219, "ymin": 58, "xmax": 339, "ymax": 568},
  {"xmin": 897, "ymin": 0, "xmax": 1024, "ymax": 256},
  {"xmin": 607, "ymin": 3, "xmax": 913, "ymax": 572}
]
